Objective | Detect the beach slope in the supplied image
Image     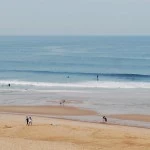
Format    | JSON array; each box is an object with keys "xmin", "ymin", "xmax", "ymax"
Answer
[{"xmin": 0, "ymin": 113, "xmax": 149, "ymax": 150}]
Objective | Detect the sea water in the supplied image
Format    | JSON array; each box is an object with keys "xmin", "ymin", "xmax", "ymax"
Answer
[
  {"xmin": 1, "ymin": 36, "xmax": 150, "ymax": 90},
  {"xmin": 0, "ymin": 36, "xmax": 150, "ymax": 118}
]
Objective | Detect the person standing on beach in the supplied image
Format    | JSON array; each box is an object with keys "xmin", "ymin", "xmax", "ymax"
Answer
[
  {"xmin": 103, "ymin": 116, "xmax": 107, "ymax": 123},
  {"xmin": 26, "ymin": 116, "xmax": 29, "ymax": 125},
  {"xmin": 28, "ymin": 116, "xmax": 32, "ymax": 125}
]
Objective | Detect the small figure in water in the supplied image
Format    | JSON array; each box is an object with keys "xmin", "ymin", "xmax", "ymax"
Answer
[
  {"xmin": 8, "ymin": 84, "xmax": 10, "ymax": 87},
  {"xmin": 97, "ymin": 75, "xmax": 99, "ymax": 81}
]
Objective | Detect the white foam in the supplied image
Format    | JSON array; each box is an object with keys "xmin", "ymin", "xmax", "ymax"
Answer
[{"xmin": 1, "ymin": 80, "xmax": 150, "ymax": 89}]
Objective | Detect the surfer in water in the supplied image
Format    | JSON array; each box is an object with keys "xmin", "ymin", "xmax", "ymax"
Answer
[{"xmin": 97, "ymin": 74, "xmax": 99, "ymax": 81}]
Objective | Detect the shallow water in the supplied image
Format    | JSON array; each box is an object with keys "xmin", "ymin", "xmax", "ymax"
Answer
[{"xmin": 0, "ymin": 89, "xmax": 149, "ymax": 116}]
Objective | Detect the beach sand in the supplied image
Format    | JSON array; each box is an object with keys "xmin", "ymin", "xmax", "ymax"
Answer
[
  {"xmin": 109, "ymin": 114, "xmax": 150, "ymax": 122},
  {"xmin": 0, "ymin": 106, "xmax": 150, "ymax": 150},
  {"xmin": 0, "ymin": 105, "xmax": 97, "ymax": 116}
]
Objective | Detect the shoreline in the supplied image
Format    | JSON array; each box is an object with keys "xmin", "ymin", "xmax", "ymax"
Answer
[
  {"xmin": 109, "ymin": 114, "xmax": 150, "ymax": 122},
  {"xmin": 0, "ymin": 88, "xmax": 150, "ymax": 115},
  {"xmin": 0, "ymin": 105, "xmax": 149, "ymax": 129},
  {"xmin": 1, "ymin": 112, "xmax": 150, "ymax": 130}
]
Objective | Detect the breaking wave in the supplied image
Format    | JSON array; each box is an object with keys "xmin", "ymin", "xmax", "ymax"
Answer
[{"xmin": 1, "ymin": 80, "xmax": 150, "ymax": 89}]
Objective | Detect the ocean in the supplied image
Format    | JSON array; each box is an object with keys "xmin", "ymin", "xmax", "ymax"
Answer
[{"xmin": 1, "ymin": 36, "xmax": 150, "ymax": 90}]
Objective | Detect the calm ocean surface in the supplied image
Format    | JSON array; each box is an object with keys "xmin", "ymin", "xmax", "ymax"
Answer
[{"xmin": 0, "ymin": 36, "xmax": 150, "ymax": 90}]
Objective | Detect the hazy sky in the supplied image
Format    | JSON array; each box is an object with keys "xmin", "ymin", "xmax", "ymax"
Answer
[{"xmin": 0, "ymin": 0, "xmax": 150, "ymax": 35}]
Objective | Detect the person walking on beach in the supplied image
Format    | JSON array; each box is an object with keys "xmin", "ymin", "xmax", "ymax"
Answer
[
  {"xmin": 103, "ymin": 116, "xmax": 107, "ymax": 123},
  {"xmin": 28, "ymin": 116, "xmax": 32, "ymax": 126},
  {"xmin": 26, "ymin": 116, "xmax": 29, "ymax": 125},
  {"xmin": 60, "ymin": 100, "xmax": 66, "ymax": 106}
]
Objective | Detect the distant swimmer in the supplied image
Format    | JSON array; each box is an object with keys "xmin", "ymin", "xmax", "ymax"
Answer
[
  {"xmin": 97, "ymin": 75, "xmax": 99, "ymax": 81},
  {"xmin": 8, "ymin": 84, "xmax": 10, "ymax": 87}
]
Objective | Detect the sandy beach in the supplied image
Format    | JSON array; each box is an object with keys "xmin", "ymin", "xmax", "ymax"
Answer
[
  {"xmin": 109, "ymin": 114, "xmax": 150, "ymax": 122},
  {"xmin": 0, "ymin": 89, "xmax": 150, "ymax": 149},
  {"xmin": 0, "ymin": 105, "xmax": 97, "ymax": 116},
  {"xmin": 0, "ymin": 106, "xmax": 150, "ymax": 150}
]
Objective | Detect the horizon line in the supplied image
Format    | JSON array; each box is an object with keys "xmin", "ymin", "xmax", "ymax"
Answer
[{"xmin": 0, "ymin": 34, "xmax": 150, "ymax": 37}]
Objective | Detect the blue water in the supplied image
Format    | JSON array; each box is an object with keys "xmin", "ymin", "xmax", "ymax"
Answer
[{"xmin": 1, "ymin": 36, "xmax": 150, "ymax": 89}]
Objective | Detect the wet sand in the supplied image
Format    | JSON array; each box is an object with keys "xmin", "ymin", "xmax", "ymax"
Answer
[
  {"xmin": 109, "ymin": 114, "xmax": 150, "ymax": 122},
  {"xmin": 0, "ymin": 105, "xmax": 97, "ymax": 116},
  {"xmin": 0, "ymin": 113, "xmax": 150, "ymax": 150}
]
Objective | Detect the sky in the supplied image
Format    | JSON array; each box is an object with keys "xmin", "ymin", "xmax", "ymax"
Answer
[{"xmin": 0, "ymin": 0, "xmax": 150, "ymax": 35}]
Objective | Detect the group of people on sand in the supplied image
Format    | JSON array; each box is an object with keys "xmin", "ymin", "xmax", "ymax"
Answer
[
  {"xmin": 25, "ymin": 113, "xmax": 107, "ymax": 126},
  {"xmin": 25, "ymin": 115, "xmax": 107, "ymax": 126},
  {"xmin": 26, "ymin": 116, "xmax": 32, "ymax": 126}
]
